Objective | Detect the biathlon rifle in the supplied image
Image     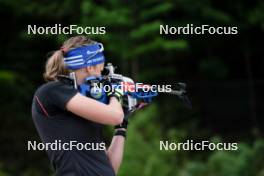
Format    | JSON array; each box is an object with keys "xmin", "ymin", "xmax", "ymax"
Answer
[{"xmin": 101, "ymin": 63, "xmax": 192, "ymax": 112}]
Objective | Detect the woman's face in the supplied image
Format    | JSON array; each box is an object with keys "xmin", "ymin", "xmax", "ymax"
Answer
[{"xmin": 86, "ymin": 63, "xmax": 104, "ymax": 77}]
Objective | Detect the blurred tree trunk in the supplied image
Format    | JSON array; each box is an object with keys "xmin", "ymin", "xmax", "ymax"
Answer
[{"xmin": 244, "ymin": 40, "xmax": 259, "ymax": 137}]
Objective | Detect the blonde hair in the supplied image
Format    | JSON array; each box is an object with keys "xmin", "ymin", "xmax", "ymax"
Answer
[{"xmin": 43, "ymin": 36, "xmax": 96, "ymax": 82}]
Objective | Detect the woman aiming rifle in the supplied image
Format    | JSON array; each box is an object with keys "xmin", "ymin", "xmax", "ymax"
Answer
[{"xmin": 31, "ymin": 36, "xmax": 127, "ymax": 176}]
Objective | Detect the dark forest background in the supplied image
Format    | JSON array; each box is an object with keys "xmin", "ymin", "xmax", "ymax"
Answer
[{"xmin": 0, "ymin": 0, "xmax": 264, "ymax": 175}]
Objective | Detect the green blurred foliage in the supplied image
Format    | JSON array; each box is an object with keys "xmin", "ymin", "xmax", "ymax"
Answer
[
  {"xmin": 118, "ymin": 105, "xmax": 264, "ymax": 176},
  {"xmin": 199, "ymin": 59, "xmax": 229, "ymax": 80}
]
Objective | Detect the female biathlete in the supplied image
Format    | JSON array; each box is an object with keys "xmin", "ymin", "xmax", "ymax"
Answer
[{"xmin": 31, "ymin": 36, "xmax": 128, "ymax": 176}]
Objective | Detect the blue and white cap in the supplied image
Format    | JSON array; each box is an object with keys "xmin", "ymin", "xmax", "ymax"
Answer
[{"xmin": 64, "ymin": 43, "xmax": 105, "ymax": 70}]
